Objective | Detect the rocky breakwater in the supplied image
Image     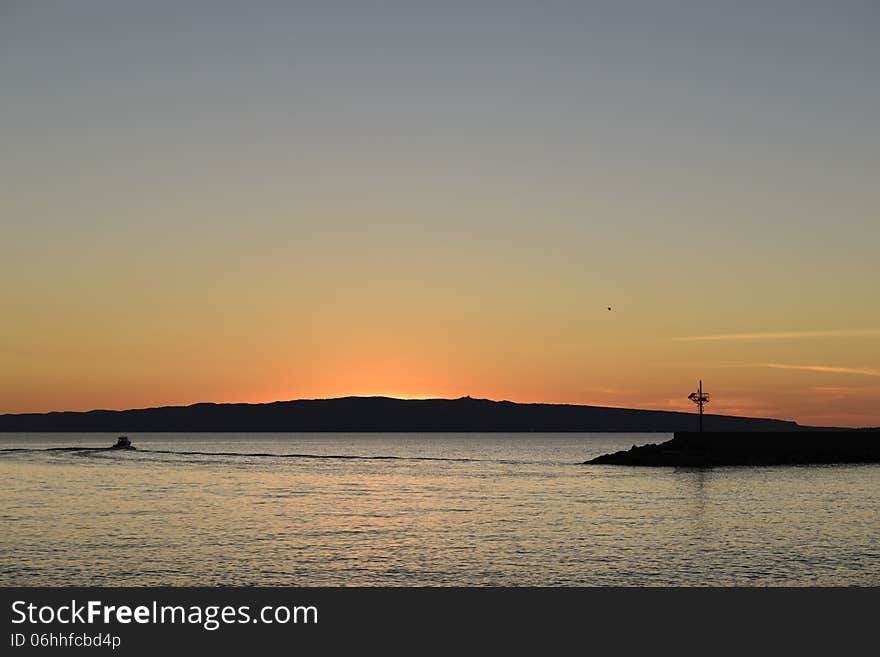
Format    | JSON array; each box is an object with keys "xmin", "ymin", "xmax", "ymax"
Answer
[{"xmin": 586, "ymin": 431, "xmax": 880, "ymax": 466}]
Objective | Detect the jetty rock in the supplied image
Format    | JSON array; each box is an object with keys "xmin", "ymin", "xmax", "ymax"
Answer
[{"xmin": 586, "ymin": 431, "xmax": 880, "ymax": 467}]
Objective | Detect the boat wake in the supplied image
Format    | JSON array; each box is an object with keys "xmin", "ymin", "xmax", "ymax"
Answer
[
  {"xmin": 0, "ymin": 446, "xmax": 502, "ymax": 463},
  {"xmin": 144, "ymin": 448, "xmax": 485, "ymax": 463}
]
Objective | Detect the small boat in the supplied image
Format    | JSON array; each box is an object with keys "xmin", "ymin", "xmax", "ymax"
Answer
[{"xmin": 110, "ymin": 436, "xmax": 135, "ymax": 450}]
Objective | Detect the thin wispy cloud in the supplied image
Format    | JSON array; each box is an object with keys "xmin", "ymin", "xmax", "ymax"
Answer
[
  {"xmin": 674, "ymin": 329, "xmax": 880, "ymax": 342},
  {"xmin": 810, "ymin": 385, "xmax": 880, "ymax": 393},
  {"xmin": 762, "ymin": 364, "xmax": 880, "ymax": 377}
]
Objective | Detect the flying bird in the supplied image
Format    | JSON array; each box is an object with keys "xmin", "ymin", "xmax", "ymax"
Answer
[{"xmin": 607, "ymin": 307, "xmax": 612, "ymax": 311}]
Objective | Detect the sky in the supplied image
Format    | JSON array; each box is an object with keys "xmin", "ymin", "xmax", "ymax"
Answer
[{"xmin": 2, "ymin": 1, "xmax": 879, "ymax": 426}]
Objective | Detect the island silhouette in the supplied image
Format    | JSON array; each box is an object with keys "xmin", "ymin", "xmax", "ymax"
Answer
[{"xmin": 0, "ymin": 395, "xmax": 847, "ymax": 433}]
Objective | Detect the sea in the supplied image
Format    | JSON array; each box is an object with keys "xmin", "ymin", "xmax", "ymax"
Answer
[{"xmin": 1, "ymin": 432, "xmax": 878, "ymax": 586}]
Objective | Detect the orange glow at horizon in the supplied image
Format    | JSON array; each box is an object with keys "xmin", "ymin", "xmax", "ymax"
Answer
[
  {"xmin": 3, "ymin": 345, "xmax": 879, "ymax": 427},
  {"xmin": 3, "ymin": 275, "xmax": 879, "ymax": 426}
]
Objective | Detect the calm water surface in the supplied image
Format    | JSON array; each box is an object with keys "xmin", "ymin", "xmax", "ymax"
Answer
[{"xmin": 1, "ymin": 433, "xmax": 878, "ymax": 586}]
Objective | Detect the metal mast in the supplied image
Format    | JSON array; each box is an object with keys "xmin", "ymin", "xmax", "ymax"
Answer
[{"xmin": 688, "ymin": 380, "xmax": 710, "ymax": 432}]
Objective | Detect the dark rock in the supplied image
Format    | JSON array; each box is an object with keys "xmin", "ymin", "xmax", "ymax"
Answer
[{"xmin": 585, "ymin": 431, "xmax": 880, "ymax": 467}]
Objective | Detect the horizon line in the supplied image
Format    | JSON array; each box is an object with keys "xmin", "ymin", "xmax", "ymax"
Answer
[{"xmin": 0, "ymin": 394, "xmax": 803, "ymax": 424}]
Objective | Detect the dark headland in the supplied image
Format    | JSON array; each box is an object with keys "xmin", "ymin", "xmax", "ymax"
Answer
[
  {"xmin": 0, "ymin": 395, "xmax": 834, "ymax": 433},
  {"xmin": 586, "ymin": 431, "xmax": 880, "ymax": 466}
]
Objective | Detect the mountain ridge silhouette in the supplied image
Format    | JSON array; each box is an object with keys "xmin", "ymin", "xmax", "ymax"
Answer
[{"xmin": 0, "ymin": 395, "xmax": 842, "ymax": 432}]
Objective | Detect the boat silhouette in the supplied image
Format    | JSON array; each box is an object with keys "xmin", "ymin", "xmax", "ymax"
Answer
[{"xmin": 109, "ymin": 436, "xmax": 135, "ymax": 450}]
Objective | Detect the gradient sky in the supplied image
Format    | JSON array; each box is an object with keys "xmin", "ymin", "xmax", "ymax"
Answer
[{"xmin": 2, "ymin": 1, "xmax": 879, "ymax": 426}]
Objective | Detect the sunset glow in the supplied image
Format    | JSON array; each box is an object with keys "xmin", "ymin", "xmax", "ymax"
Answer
[{"xmin": 2, "ymin": 2, "xmax": 878, "ymax": 427}]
